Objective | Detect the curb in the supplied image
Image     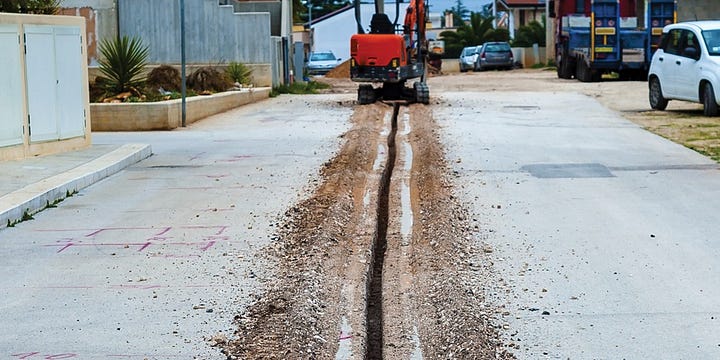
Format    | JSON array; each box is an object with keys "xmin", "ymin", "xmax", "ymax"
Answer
[{"xmin": 0, "ymin": 143, "xmax": 152, "ymax": 229}]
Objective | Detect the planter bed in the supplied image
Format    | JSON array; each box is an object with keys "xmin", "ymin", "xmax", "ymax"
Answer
[{"xmin": 90, "ymin": 88, "xmax": 271, "ymax": 131}]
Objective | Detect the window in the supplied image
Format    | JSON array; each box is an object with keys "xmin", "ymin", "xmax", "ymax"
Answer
[
  {"xmin": 662, "ymin": 29, "xmax": 682, "ymax": 55},
  {"xmin": 681, "ymin": 30, "xmax": 700, "ymax": 59},
  {"xmin": 702, "ymin": 29, "xmax": 720, "ymax": 56},
  {"xmin": 485, "ymin": 43, "xmax": 511, "ymax": 52},
  {"xmin": 310, "ymin": 52, "xmax": 336, "ymax": 61}
]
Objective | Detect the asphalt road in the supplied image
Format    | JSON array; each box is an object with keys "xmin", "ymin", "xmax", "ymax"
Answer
[
  {"xmin": 3, "ymin": 81, "xmax": 720, "ymax": 359},
  {"xmin": 436, "ymin": 91, "xmax": 720, "ymax": 358},
  {"xmin": 0, "ymin": 95, "xmax": 351, "ymax": 358}
]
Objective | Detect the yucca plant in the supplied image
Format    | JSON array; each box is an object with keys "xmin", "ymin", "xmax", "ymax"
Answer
[
  {"xmin": 225, "ymin": 61, "xmax": 253, "ymax": 85},
  {"xmin": 98, "ymin": 36, "xmax": 149, "ymax": 95}
]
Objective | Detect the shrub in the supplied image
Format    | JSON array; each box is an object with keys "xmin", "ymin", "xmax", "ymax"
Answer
[
  {"xmin": 98, "ymin": 36, "xmax": 149, "ymax": 95},
  {"xmin": 225, "ymin": 62, "xmax": 253, "ymax": 85},
  {"xmin": 0, "ymin": 0, "xmax": 60, "ymax": 14},
  {"xmin": 187, "ymin": 67, "xmax": 233, "ymax": 93},
  {"xmin": 512, "ymin": 20, "xmax": 547, "ymax": 47},
  {"xmin": 147, "ymin": 65, "xmax": 182, "ymax": 92}
]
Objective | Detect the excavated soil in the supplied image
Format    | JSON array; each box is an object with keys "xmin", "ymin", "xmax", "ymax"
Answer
[{"xmin": 219, "ymin": 100, "xmax": 512, "ymax": 358}]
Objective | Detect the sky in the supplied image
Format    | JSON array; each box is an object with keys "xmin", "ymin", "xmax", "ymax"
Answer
[{"xmin": 424, "ymin": 0, "xmax": 492, "ymax": 14}]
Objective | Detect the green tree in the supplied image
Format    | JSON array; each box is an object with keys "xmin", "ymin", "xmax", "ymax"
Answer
[
  {"xmin": 0, "ymin": 0, "xmax": 60, "ymax": 14},
  {"xmin": 512, "ymin": 19, "xmax": 546, "ymax": 47},
  {"xmin": 439, "ymin": 12, "xmax": 510, "ymax": 58},
  {"xmin": 297, "ymin": 0, "xmax": 351, "ymax": 24},
  {"xmin": 447, "ymin": 0, "xmax": 469, "ymax": 25}
]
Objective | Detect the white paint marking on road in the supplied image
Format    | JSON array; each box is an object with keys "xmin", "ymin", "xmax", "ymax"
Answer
[
  {"xmin": 335, "ymin": 316, "xmax": 353, "ymax": 360},
  {"xmin": 410, "ymin": 325, "xmax": 424, "ymax": 360}
]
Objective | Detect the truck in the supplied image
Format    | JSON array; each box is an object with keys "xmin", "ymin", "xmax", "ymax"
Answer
[{"xmin": 554, "ymin": 0, "xmax": 677, "ymax": 82}]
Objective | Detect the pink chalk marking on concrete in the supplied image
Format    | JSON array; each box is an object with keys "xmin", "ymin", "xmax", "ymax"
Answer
[
  {"xmin": 200, "ymin": 240, "xmax": 216, "ymax": 251},
  {"xmin": 54, "ymin": 239, "xmax": 78, "ymax": 253},
  {"xmin": 339, "ymin": 334, "xmax": 353, "ymax": 341},
  {"xmin": 111, "ymin": 284, "xmax": 163, "ymax": 290},
  {"xmin": 22, "ymin": 284, "xmax": 217, "ymax": 291},
  {"xmin": 11, "ymin": 353, "xmax": 77, "ymax": 359},
  {"xmin": 217, "ymin": 155, "xmax": 254, "ymax": 163},
  {"xmin": 36, "ymin": 225, "xmax": 228, "ymax": 235},
  {"xmin": 152, "ymin": 227, "xmax": 172, "ymax": 236},
  {"xmin": 45, "ymin": 240, "xmax": 235, "ymax": 252},
  {"xmin": 149, "ymin": 254, "xmax": 202, "ymax": 259},
  {"xmin": 11, "ymin": 352, "xmax": 41, "ymax": 359},
  {"xmin": 35, "ymin": 285, "xmax": 94, "ymax": 289}
]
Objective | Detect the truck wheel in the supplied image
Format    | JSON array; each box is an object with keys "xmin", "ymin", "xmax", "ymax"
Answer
[
  {"xmin": 703, "ymin": 83, "xmax": 719, "ymax": 116},
  {"xmin": 557, "ymin": 50, "xmax": 573, "ymax": 79},
  {"xmin": 649, "ymin": 77, "xmax": 668, "ymax": 110},
  {"xmin": 576, "ymin": 60, "xmax": 592, "ymax": 82}
]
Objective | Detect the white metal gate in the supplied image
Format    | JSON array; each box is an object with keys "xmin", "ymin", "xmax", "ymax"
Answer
[
  {"xmin": 55, "ymin": 26, "xmax": 85, "ymax": 139},
  {"xmin": 24, "ymin": 25, "xmax": 85, "ymax": 143},
  {"xmin": 0, "ymin": 25, "xmax": 24, "ymax": 148}
]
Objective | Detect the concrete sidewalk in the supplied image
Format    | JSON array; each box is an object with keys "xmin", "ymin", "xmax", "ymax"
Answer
[{"xmin": 0, "ymin": 143, "xmax": 152, "ymax": 228}]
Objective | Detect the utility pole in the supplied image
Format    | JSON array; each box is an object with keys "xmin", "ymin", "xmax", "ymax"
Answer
[{"xmin": 180, "ymin": 0, "xmax": 187, "ymax": 127}]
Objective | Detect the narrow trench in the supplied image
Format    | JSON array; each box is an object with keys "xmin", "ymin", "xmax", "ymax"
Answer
[{"xmin": 365, "ymin": 104, "xmax": 399, "ymax": 359}]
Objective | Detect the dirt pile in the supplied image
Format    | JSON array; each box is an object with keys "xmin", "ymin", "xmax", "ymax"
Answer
[{"xmin": 325, "ymin": 60, "xmax": 350, "ymax": 78}]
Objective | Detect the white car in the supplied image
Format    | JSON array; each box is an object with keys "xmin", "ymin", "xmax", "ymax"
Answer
[
  {"xmin": 648, "ymin": 21, "xmax": 720, "ymax": 116},
  {"xmin": 306, "ymin": 51, "xmax": 342, "ymax": 75},
  {"xmin": 459, "ymin": 46, "xmax": 480, "ymax": 72}
]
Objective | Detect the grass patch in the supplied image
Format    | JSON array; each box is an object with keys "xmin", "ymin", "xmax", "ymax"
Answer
[
  {"xmin": 21, "ymin": 210, "xmax": 34, "ymax": 222},
  {"xmin": 270, "ymin": 81, "xmax": 330, "ymax": 97}
]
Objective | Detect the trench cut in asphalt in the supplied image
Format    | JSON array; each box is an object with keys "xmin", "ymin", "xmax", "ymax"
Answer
[{"xmin": 366, "ymin": 103, "xmax": 400, "ymax": 359}]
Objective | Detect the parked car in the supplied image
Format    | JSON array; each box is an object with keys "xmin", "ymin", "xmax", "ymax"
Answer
[
  {"xmin": 475, "ymin": 42, "xmax": 514, "ymax": 71},
  {"xmin": 459, "ymin": 46, "xmax": 480, "ymax": 72},
  {"xmin": 306, "ymin": 51, "xmax": 342, "ymax": 75},
  {"xmin": 648, "ymin": 21, "xmax": 720, "ymax": 116}
]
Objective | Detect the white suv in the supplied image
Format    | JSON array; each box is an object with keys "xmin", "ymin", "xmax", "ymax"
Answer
[{"xmin": 648, "ymin": 21, "xmax": 720, "ymax": 116}]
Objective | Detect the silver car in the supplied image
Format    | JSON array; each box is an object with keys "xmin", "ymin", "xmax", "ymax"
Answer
[
  {"xmin": 476, "ymin": 42, "xmax": 514, "ymax": 71},
  {"xmin": 306, "ymin": 51, "xmax": 342, "ymax": 75},
  {"xmin": 459, "ymin": 46, "xmax": 480, "ymax": 72}
]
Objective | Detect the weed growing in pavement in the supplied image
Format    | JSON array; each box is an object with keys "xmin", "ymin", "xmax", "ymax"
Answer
[
  {"xmin": 21, "ymin": 210, "xmax": 34, "ymax": 222},
  {"xmin": 270, "ymin": 81, "xmax": 330, "ymax": 97}
]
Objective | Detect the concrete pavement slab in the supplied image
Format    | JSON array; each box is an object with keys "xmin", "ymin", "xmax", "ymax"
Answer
[
  {"xmin": 0, "ymin": 143, "xmax": 152, "ymax": 229},
  {"xmin": 437, "ymin": 91, "xmax": 720, "ymax": 358},
  {"xmin": 0, "ymin": 94, "xmax": 353, "ymax": 358}
]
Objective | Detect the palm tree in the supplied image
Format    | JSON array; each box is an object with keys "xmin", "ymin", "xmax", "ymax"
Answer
[{"xmin": 440, "ymin": 13, "xmax": 510, "ymax": 58}]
